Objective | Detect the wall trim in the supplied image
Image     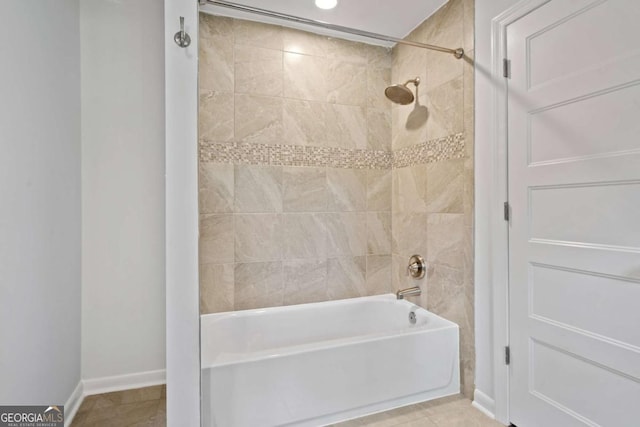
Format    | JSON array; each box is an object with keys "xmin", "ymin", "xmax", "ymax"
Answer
[
  {"xmin": 165, "ymin": 0, "xmax": 202, "ymax": 425},
  {"xmin": 64, "ymin": 370, "xmax": 166, "ymax": 426},
  {"xmin": 82, "ymin": 369, "xmax": 166, "ymax": 396},
  {"xmin": 472, "ymin": 389, "xmax": 496, "ymax": 420},
  {"xmin": 64, "ymin": 381, "xmax": 84, "ymax": 427}
]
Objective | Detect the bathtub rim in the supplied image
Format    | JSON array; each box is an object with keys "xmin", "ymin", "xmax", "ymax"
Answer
[
  {"xmin": 201, "ymin": 293, "xmax": 460, "ymax": 369},
  {"xmin": 201, "ymin": 293, "xmax": 456, "ymax": 325}
]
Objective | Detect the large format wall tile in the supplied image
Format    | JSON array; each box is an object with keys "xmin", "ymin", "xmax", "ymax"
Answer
[
  {"xmin": 327, "ymin": 257, "xmax": 366, "ymax": 299},
  {"xmin": 199, "ymin": 34, "xmax": 234, "ymax": 94},
  {"xmin": 367, "ymin": 46, "xmax": 392, "ymax": 69},
  {"xmin": 392, "ymin": 212, "xmax": 428, "ymax": 257},
  {"xmin": 199, "ymin": 163, "xmax": 234, "ymax": 214},
  {"xmin": 326, "ymin": 212, "xmax": 366, "ymax": 257},
  {"xmin": 391, "ymin": 99, "xmax": 429, "ymax": 150},
  {"xmin": 367, "ymin": 108, "xmax": 392, "ymax": 151},
  {"xmin": 327, "ymin": 60, "xmax": 367, "ymax": 106},
  {"xmin": 391, "ymin": 43, "xmax": 426, "ymax": 97},
  {"xmin": 327, "ymin": 168, "xmax": 367, "ymax": 212},
  {"xmin": 327, "ymin": 38, "xmax": 368, "ymax": 65},
  {"xmin": 425, "ymin": 76, "xmax": 464, "ymax": 140},
  {"xmin": 463, "ymin": 0, "xmax": 475, "ymax": 53},
  {"xmin": 427, "ymin": 263, "xmax": 464, "ymax": 314},
  {"xmin": 283, "ymin": 27, "xmax": 327, "ymax": 56},
  {"xmin": 235, "ymin": 93, "xmax": 283, "ymax": 144},
  {"xmin": 283, "ymin": 259, "xmax": 328, "ymax": 305},
  {"xmin": 426, "ymin": 159, "xmax": 464, "ymax": 213},
  {"xmin": 463, "ymin": 50, "xmax": 475, "ymax": 228},
  {"xmin": 233, "ymin": 19, "xmax": 283, "ymax": 50},
  {"xmin": 366, "ymin": 255, "xmax": 393, "ymax": 295},
  {"xmin": 417, "ymin": 1, "xmax": 465, "ymax": 91},
  {"xmin": 283, "ymin": 167, "xmax": 327, "ymax": 212},
  {"xmin": 234, "ymin": 165, "xmax": 283, "ymax": 213},
  {"xmin": 417, "ymin": 0, "xmax": 464, "ymax": 51},
  {"xmin": 200, "ymin": 214, "xmax": 234, "ymax": 264},
  {"xmin": 367, "ymin": 68, "xmax": 392, "ymax": 109},
  {"xmin": 199, "ymin": 91, "xmax": 234, "ymax": 142},
  {"xmin": 200, "ymin": 13, "xmax": 233, "ymax": 38},
  {"xmin": 199, "ymin": 15, "xmax": 233, "ymax": 93},
  {"xmin": 284, "ymin": 52, "xmax": 327, "ymax": 102},
  {"xmin": 392, "ymin": 166, "xmax": 427, "ymax": 213},
  {"xmin": 234, "ymin": 45, "xmax": 283, "ymax": 97},
  {"xmin": 326, "ymin": 104, "xmax": 367, "ymax": 149},
  {"xmin": 426, "ymin": 213, "xmax": 465, "ymax": 268},
  {"xmin": 367, "ymin": 212, "xmax": 392, "ymax": 255},
  {"xmin": 427, "ymin": 263, "xmax": 474, "ymax": 397},
  {"xmin": 235, "ymin": 214, "xmax": 282, "ymax": 262},
  {"xmin": 282, "ymin": 99, "xmax": 326, "ymax": 146},
  {"xmin": 200, "ymin": 263, "xmax": 234, "ymax": 314},
  {"xmin": 282, "ymin": 213, "xmax": 326, "ymax": 260},
  {"xmin": 234, "ymin": 261, "xmax": 283, "ymax": 310},
  {"xmin": 390, "ymin": 41, "xmax": 429, "ymax": 151},
  {"xmin": 425, "ymin": 49, "xmax": 464, "ymax": 92},
  {"xmin": 366, "ymin": 169, "xmax": 392, "ymax": 211},
  {"xmin": 463, "ymin": 51, "xmax": 475, "ymax": 161},
  {"xmin": 464, "ymin": 155, "xmax": 474, "ymax": 228},
  {"xmin": 199, "ymin": 8, "xmax": 394, "ymax": 313}
]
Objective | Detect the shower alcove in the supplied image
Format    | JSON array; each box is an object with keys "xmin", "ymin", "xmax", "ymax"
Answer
[{"xmin": 165, "ymin": 0, "xmax": 475, "ymax": 424}]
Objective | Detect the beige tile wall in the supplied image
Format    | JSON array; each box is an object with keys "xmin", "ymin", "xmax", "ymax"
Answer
[
  {"xmin": 198, "ymin": 14, "xmax": 394, "ymax": 313},
  {"xmin": 199, "ymin": 0, "xmax": 476, "ymax": 399},
  {"xmin": 390, "ymin": 0, "xmax": 475, "ymax": 398}
]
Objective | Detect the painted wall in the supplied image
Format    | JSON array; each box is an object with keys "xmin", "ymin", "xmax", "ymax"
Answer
[
  {"xmin": 390, "ymin": 0, "xmax": 475, "ymax": 398},
  {"xmin": 198, "ymin": 14, "xmax": 394, "ymax": 313},
  {"xmin": 474, "ymin": 0, "xmax": 520, "ymax": 416},
  {"xmin": 0, "ymin": 0, "xmax": 81, "ymax": 404},
  {"xmin": 80, "ymin": 0, "xmax": 166, "ymax": 380}
]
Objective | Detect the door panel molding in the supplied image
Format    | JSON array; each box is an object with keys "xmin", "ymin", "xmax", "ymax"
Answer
[{"xmin": 506, "ymin": 1, "xmax": 640, "ymax": 425}]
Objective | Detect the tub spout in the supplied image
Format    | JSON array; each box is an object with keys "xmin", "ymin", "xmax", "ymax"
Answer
[{"xmin": 396, "ymin": 286, "xmax": 421, "ymax": 300}]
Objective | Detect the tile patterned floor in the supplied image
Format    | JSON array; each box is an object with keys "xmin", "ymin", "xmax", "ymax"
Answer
[
  {"xmin": 333, "ymin": 394, "xmax": 504, "ymax": 427},
  {"xmin": 70, "ymin": 385, "xmax": 166, "ymax": 427},
  {"xmin": 70, "ymin": 387, "xmax": 502, "ymax": 427}
]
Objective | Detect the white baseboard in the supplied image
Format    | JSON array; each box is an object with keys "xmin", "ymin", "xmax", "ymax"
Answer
[
  {"xmin": 472, "ymin": 388, "xmax": 497, "ymax": 420},
  {"xmin": 64, "ymin": 381, "xmax": 84, "ymax": 427},
  {"xmin": 62, "ymin": 370, "xmax": 166, "ymax": 426},
  {"xmin": 83, "ymin": 369, "xmax": 166, "ymax": 397}
]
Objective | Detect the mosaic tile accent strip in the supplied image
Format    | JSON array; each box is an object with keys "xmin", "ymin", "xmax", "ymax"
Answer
[
  {"xmin": 199, "ymin": 140, "xmax": 393, "ymax": 169},
  {"xmin": 393, "ymin": 133, "xmax": 465, "ymax": 168},
  {"xmin": 199, "ymin": 133, "xmax": 464, "ymax": 169}
]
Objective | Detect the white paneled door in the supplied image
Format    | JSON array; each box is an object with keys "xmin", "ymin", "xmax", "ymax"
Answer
[{"xmin": 506, "ymin": 1, "xmax": 640, "ymax": 426}]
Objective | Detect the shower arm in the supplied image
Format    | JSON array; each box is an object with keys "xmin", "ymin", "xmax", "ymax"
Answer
[
  {"xmin": 201, "ymin": 0, "xmax": 465, "ymax": 59},
  {"xmin": 403, "ymin": 78, "xmax": 420, "ymax": 87}
]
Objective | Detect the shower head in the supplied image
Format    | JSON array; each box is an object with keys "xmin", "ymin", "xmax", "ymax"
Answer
[{"xmin": 385, "ymin": 77, "xmax": 420, "ymax": 105}]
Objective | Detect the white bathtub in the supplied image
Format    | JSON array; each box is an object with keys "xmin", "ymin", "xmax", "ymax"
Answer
[{"xmin": 201, "ymin": 294, "xmax": 459, "ymax": 427}]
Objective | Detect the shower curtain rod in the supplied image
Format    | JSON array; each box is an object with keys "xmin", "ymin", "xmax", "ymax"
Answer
[{"xmin": 201, "ymin": 0, "xmax": 465, "ymax": 59}]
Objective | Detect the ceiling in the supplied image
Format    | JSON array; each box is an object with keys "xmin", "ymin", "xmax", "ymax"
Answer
[{"xmin": 200, "ymin": 0, "xmax": 448, "ymax": 47}]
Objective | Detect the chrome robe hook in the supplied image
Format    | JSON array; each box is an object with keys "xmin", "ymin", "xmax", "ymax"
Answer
[{"xmin": 174, "ymin": 17, "xmax": 191, "ymax": 48}]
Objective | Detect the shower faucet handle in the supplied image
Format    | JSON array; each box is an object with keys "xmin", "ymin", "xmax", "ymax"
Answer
[{"xmin": 407, "ymin": 255, "xmax": 426, "ymax": 279}]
